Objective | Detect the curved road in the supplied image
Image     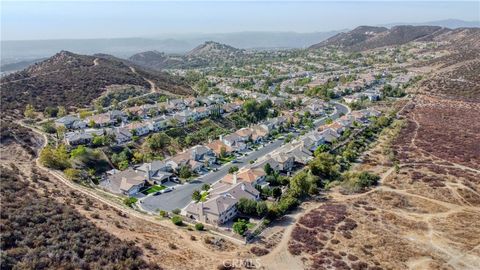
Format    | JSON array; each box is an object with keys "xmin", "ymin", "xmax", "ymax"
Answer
[{"xmin": 140, "ymin": 102, "xmax": 349, "ymax": 212}]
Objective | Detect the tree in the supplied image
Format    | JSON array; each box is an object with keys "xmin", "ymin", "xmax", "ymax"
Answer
[
  {"xmin": 44, "ymin": 107, "xmax": 58, "ymax": 118},
  {"xmin": 256, "ymin": 201, "xmax": 268, "ymax": 217},
  {"xmin": 237, "ymin": 198, "xmax": 257, "ymax": 215},
  {"xmin": 171, "ymin": 215, "xmax": 183, "ymax": 226},
  {"xmin": 192, "ymin": 190, "xmax": 202, "ymax": 202},
  {"xmin": 233, "ymin": 219, "xmax": 248, "ymax": 236},
  {"xmin": 24, "ymin": 104, "xmax": 35, "ymax": 119},
  {"xmin": 172, "ymin": 208, "xmax": 181, "ymax": 215},
  {"xmin": 179, "ymin": 165, "xmax": 192, "ymax": 179},
  {"xmin": 264, "ymin": 163, "xmax": 273, "ymax": 175},
  {"xmin": 220, "ymin": 146, "xmax": 227, "ymax": 158},
  {"xmin": 88, "ymin": 119, "xmax": 96, "ymax": 128},
  {"xmin": 195, "ymin": 223, "xmax": 204, "ymax": 231},
  {"xmin": 309, "ymin": 152, "xmax": 340, "ymax": 180},
  {"xmin": 64, "ymin": 168, "xmax": 82, "ymax": 182},
  {"xmin": 272, "ymin": 187, "xmax": 282, "ymax": 198},
  {"xmin": 289, "ymin": 171, "xmax": 312, "ymax": 197},
  {"xmin": 228, "ymin": 166, "xmax": 239, "ymax": 174},
  {"xmin": 314, "ymin": 144, "xmax": 330, "ymax": 156},
  {"xmin": 201, "ymin": 183, "xmax": 210, "ymax": 191},
  {"xmin": 39, "ymin": 145, "xmax": 70, "ymax": 170},
  {"xmin": 57, "ymin": 106, "xmax": 66, "ymax": 117},
  {"xmin": 145, "ymin": 133, "xmax": 170, "ymax": 153},
  {"xmin": 70, "ymin": 145, "xmax": 87, "ymax": 159}
]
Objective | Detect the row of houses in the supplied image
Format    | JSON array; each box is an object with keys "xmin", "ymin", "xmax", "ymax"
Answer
[
  {"xmin": 182, "ymin": 108, "xmax": 382, "ymax": 225},
  {"xmin": 61, "ymin": 102, "xmax": 242, "ymax": 146}
]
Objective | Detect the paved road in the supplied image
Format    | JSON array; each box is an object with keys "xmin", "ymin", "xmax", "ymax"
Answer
[{"xmin": 140, "ymin": 102, "xmax": 349, "ymax": 212}]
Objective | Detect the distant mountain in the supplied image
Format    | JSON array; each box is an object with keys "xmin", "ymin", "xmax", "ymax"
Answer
[
  {"xmin": 0, "ymin": 51, "xmax": 192, "ymax": 117},
  {"xmin": 1, "ymin": 31, "xmax": 341, "ymax": 64},
  {"xmin": 129, "ymin": 50, "xmax": 185, "ymax": 70},
  {"xmin": 186, "ymin": 41, "xmax": 244, "ymax": 58},
  {"xmin": 382, "ymin": 19, "xmax": 480, "ymax": 29},
  {"xmin": 309, "ymin": 25, "xmax": 448, "ymax": 51},
  {"xmin": 130, "ymin": 41, "xmax": 247, "ymax": 70},
  {"xmin": 0, "ymin": 58, "xmax": 47, "ymax": 75}
]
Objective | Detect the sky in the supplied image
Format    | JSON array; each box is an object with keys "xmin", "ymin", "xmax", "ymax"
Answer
[{"xmin": 1, "ymin": 1, "xmax": 479, "ymax": 40}]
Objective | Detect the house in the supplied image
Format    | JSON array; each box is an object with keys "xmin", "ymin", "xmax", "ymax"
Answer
[
  {"xmin": 323, "ymin": 121, "xmax": 346, "ymax": 134},
  {"xmin": 235, "ymin": 127, "xmax": 254, "ymax": 142},
  {"xmin": 168, "ymin": 99, "xmax": 187, "ymax": 111},
  {"xmin": 221, "ymin": 133, "xmax": 247, "ymax": 152},
  {"xmin": 318, "ymin": 128, "xmax": 340, "ymax": 144},
  {"xmin": 136, "ymin": 160, "xmax": 173, "ymax": 184},
  {"xmin": 107, "ymin": 127, "xmax": 132, "ymax": 144},
  {"xmin": 251, "ymin": 125, "xmax": 270, "ymax": 142},
  {"xmin": 343, "ymin": 94, "xmax": 362, "ymax": 104},
  {"xmin": 255, "ymin": 152, "xmax": 295, "ymax": 172},
  {"xmin": 207, "ymin": 94, "xmax": 225, "ymax": 104},
  {"xmin": 184, "ymin": 181, "xmax": 260, "ymax": 224},
  {"xmin": 55, "ymin": 116, "xmax": 86, "ymax": 129},
  {"xmin": 283, "ymin": 142, "xmax": 313, "ymax": 165},
  {"xmin": 64, "ymin": 132, "xmax": 93, "ymax": 146},
  {"xmin": 85, "ymin": 113, "xmax": 115, "ymax": 127},
  {"xmin": 221, "ymin": 168, "xmax": 266, "ymax": 185},
  {"xmin": 147, "ymin": 115, "xmax": 171, "ymax": 131},
  {"xmin": 206, "ymin": 140, "xmax": 234, "ymax": 157},
  {"xmin": 190, "ymin": 145, "xmax": 216, "ymax": 165},
  {"xmin": 102, "ymin": 168, "xmax": 146, "ymax": 196},
  {"xmin": 124, "ymin": 105, "xmax": 147, "ymax": 118},
  {"xmin": 124, "ymin": 121, "xmax": 150, "ymax": 136},
  {"xmin": 194, "ymin": 106, "xmax": 210, "ymax": 119}
]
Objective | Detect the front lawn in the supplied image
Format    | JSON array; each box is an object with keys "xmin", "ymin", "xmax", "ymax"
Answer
[
  {"xmin": 143, "ymin": 185, "xmax": 167, "ymax": 194},
  {"xmin": 217, "ymin": 155, "xmax": 235, "ymax": 164}
]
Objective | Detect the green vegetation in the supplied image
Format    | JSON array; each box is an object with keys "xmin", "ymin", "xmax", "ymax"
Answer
[
  {"xmin": 195, "ymin": 223, "xmax": 204, "ymax": 231},
  {"xmin": 171, "ymin": 215, "xmax": 183, "ymax": 226},
  {"xmin": 233, "ymin": 219, "xmax": 249, "ymax": 236},
  {"xmin": 237, "ymin": 198, "xmax": 268, "ymax": 217},
  {"xmin": 342, "ymin": 171, "xmax": 380, "ymax": 193},
  {"xmin": 124, "ymin": 197, "xmax": 138, "ymax": 208},
  {"xmin": 179, "ymin": 165, "xmax": 193, "ymax": 179},
  {"xmin": 39, "ymin": 145, "xmax": 71, "ymax": 170},
  {"xmin": 144, "ymin": 185, "xmax": 167, "ymax": 194},
  {"xmin": 381, "ymin": 84, "xmax": 406, "ymax": 98},
  {"xmin": 228, "ymin": 166, "xmax": 239, "ymax": 174}
]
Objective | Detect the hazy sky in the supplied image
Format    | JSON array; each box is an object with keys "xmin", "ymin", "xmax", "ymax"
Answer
[{"xmin": 1, "ymin": 1, "xmax": 479, "ymax": 40}]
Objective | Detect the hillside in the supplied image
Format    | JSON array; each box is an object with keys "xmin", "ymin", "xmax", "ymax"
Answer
[
  {"xmin": 186, "ymin": 41, "xmax": 244, "ymax": 58},
  {"xmin": 309, "ymin": 25, "xmax": 448, "ymax": 51},
  {"xmin": 0, "ymin": 51, "xmax": 192, "ymax": 117},
  {"xmin": 129, "ymin": 50, "xmax": 185, "ymax": 70},
  {"xmin": 130, "ymin": 41, "xmax": 246, "ymax": 70}
]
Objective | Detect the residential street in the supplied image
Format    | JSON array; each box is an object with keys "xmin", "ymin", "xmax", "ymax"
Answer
[{"xmin": 139, "ymin": 102, "xmax": 349, "ymax": 212}]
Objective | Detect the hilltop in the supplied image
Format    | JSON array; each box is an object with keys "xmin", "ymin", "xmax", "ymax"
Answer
[
  {"xmin": 129, "ymin": 50, "xmax": 185, "ymax": 70},
  {"xmin": 0, "ymin": 51, "xmax": 192, "ymax": 117},
  {"xmin": 309, "ymin": 25, "xmax": 449, "ymax": 51},
  {"xmin": 130, "ymin": 41, "xmax": 245, "ymax": 70},
  {"xmin": 186, "ymin": 41, "xmax": 244, "ymax": 58}
]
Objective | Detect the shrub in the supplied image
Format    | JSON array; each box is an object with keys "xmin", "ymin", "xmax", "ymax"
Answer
[
  {"xmin": 195, "ymin": 223, "xmax": 204, "ymax": 231},
  {"xmin": 233, "ymin": 219, "xmax": 248, "ymax": 236},
  {"xmin": 171, "ymin": 215, "xmax": 183, "ymax": 226},
  {"xmin": 172, "ymin": 208, "xmax": 181, "ymax": 215},
  {"xmin": 159, "ymin": 210, "xmax": 168, "ymax": 217},
  {"xmin": 123, "ymin": 197, "xmax": 138, "ymax": 208}
]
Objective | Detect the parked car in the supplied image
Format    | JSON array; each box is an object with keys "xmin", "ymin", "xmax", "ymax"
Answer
[{"xmin": 153, "ymin": 191, "xmax": 162, "ymax": 196}]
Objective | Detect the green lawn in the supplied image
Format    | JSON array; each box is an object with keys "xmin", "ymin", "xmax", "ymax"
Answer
[
  {"xmin": 217, "ymin": 156, "xmax": 235, "ymax": 164},
  {"xmin": 144, "ymin": 185, "xmax": 167, "ymax": 194},
  {"xmin": 200, "ymin": 192, "xmax": 209, "ymax": 202}
]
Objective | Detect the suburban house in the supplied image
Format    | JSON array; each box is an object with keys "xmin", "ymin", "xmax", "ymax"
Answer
[
  {"xmin": 147, "ymin": 115, "xmax": 172, "ymax": 131},
  {"xmin": 206, "ymin": 140, "xmax": 234, "ymax": 157},
  {"xmin": 102, "ymin": 168, "xmax": 147, "ymax": 196},
  {"xmin": 107, "ymin": 127, "xmax": 132, "ymax": 144},
  {"xmin": 165, "ymin": 145, "xmax": 215, "ymax": 173},
  {"xmin": 168, "ymin": 99, "xmax": 187, "ymax": 111},
  {"xmin": 124, "ymin": 121, "xmax": 150, "ymax": 136},
  {"xmin": 221, "ymin": 133, "xmax": 247, "ymax": 152},
  {"xmin": 136, "ymin": 160, "xmax": 173, "ymax": 184},
  {"xmin": 251, "ymin": 125, "xmax": 270, "ymax": 142},
  {"xmin": 283, "ymin": 142, "xmax": 314, "ymax": 165},
  {"xmin": 221, "ymin": 167, "xmax": 266, "ymax": 185},
  {"xmin": 184, "ymin": 181, "xmax": 260, "ymax": 225},
  {"xmin": 64, "ymin": 129, "xmax": 104, "ymax": 146},
  {"xmin": 318, "ymin": 128, "xmax": 341, "ymax": 144},
  {"xmin": 255, "ymin": 152, "xmax": 295, "ymax": 172},
  {"xmin": 302, "ymin": 131, "xmax": 326, "ymax": 152},
  {"xmin": 124, "ymin": 105, "xmax": 148, "ymax": 118},
  {"xmin": 55, "ymin": 115, "xmax": 86, "ymax": 130}
]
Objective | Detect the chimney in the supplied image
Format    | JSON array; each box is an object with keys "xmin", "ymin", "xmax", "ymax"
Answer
[
  {"xmin": 233, "ymin": 172, "xmax": 238, "ymax": 185},
  {"xmin": 146, "ymin": 164, "xmax": 151, "ymax": 181},
  {"xmin": 199, "ymin": 201, "xmax": 205, "ymax": 222},
  {"xmin": 192, "ymin": 149, "xmax": 197, "ymax": 160}
]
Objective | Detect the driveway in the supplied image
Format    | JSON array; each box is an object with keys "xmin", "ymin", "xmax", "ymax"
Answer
[{"xmin": 139, "ymin": 102, "xmax": 349, "ymax": 212}]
